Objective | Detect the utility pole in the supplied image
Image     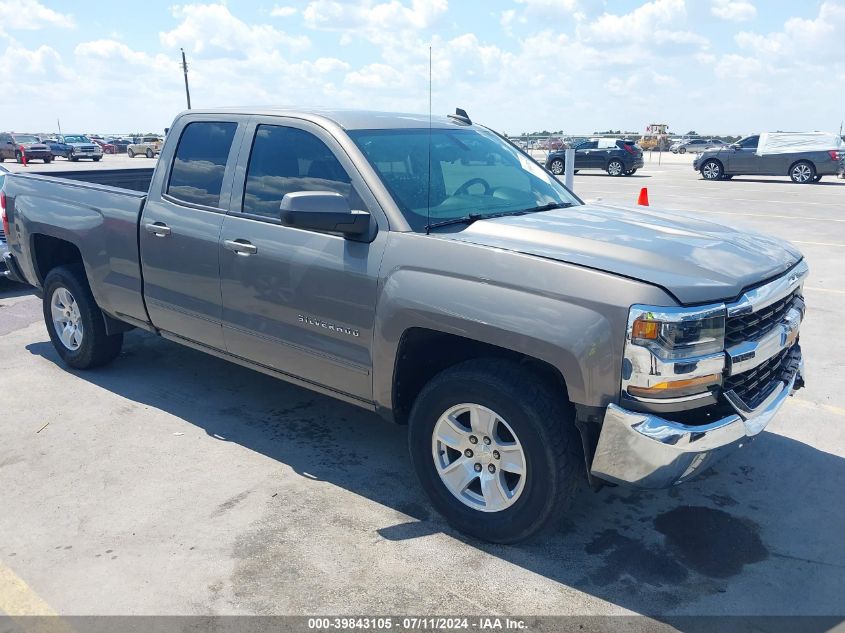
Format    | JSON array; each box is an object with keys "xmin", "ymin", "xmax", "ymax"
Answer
[{"xmin": 181, "ymin": 48, "xmax": 192, "ymax": 110}]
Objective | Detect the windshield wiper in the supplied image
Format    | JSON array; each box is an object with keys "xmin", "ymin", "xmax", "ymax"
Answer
[
  {"xmin": 425, "ymin": 203, "xmax": 573, "ymax": 232},
  {"xmin": 425, "ymin": 213, "xmax": 484, "ymax": 231}
]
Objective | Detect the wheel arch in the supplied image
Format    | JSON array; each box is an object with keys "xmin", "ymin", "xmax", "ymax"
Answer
[{"xmin": 390, "ymin": 328, "xmax": 570, "ymax": 425}]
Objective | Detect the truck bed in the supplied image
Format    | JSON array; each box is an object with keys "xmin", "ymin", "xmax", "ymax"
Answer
[{"xmin": 3, "ymin": 169, "xmax": 151, "ymax": 328}]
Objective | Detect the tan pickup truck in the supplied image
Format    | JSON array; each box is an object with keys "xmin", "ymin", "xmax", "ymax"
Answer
[{"xmin": 127, "ymin": 136, "xmax": 163, "ymax": 159}]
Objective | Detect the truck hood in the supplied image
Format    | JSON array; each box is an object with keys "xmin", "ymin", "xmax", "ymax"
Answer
[{"xmin": 440, "ymin": 203, "xmax": 802, "ymax": 305}]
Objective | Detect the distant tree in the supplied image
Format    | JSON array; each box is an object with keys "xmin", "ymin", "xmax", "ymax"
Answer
[{"xmin": 686, "ymin": 130, "xmax": 697, "ymax": 136}]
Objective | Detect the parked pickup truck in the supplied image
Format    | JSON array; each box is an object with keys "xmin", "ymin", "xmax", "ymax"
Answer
[{"xmin": 1, "ymin": 108, "xmax": 807, "ymax": 543}]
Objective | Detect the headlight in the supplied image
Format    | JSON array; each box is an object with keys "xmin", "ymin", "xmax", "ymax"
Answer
[
  {"xmin": 623, "ymin": 304, "xmax": 726, "ymax": 402},
  {"xmin": 630, "ymin": 305, "xmax": 725, "ymax": 360}
]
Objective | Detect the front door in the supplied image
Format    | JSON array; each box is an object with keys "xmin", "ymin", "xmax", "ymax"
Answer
[
  {"xmin": 219, "ymin": 119, "xmax": 387, "ymax": 400},
  {"xmin": 728, "ymin": 135, "xmax": 761, "ymax": 174},
  {"xmin": 140, "ymin": 118, "xmax": 242, "ymax": 349},
  {"xmin": 574, "ymin": 141, "xmax": 599, "ymax": 168}
]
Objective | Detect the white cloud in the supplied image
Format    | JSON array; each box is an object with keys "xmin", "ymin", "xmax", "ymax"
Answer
[
  {"xmin": 711, "ymin": 0, "xmax": 756, "ymax": 22},
  {"xmin": 303, "ymin": 0, "xmax": 447, "ymax": 32},
  {"xmin": 0, "ymin": 0, "xmax": 74, "ymax": 31},
  {"xmin": 270, "ymin": 6, "xmax": 298, "ymax": 18},
  {"xmin": 160, "ymin": 4, "xmax": 310, "ymax": 58},
  {"xmin": 578, "ymin": 0, "xmax": 687, "ymax": 43}
]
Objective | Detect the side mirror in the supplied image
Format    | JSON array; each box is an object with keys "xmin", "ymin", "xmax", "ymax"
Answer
[{"xmin": 280, "ymin": 191, "xmax": 370, "ymax": 236}]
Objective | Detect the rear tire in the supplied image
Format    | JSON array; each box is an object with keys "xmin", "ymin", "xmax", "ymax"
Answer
[
  {"xmin": 549, "ymin": 159, "xmax": 564, "ymax": 175},
  {"xmin": 127, "ymin": 148, "xmax": 135, "ymax": 158},
  {"xmin": 42, "ymin": 265, "xmax": 123, "ymax": 369},
  {"xmin": 408, "ymin": 359, "xmax": 580, "ymax": 543},
  {"xmin": 145, "ymin": 149, "xmax": 154, "ymax": 158},
  {"xmin": 790, "ymin": 161, "xmax": 815, "ymax": 183},
  {"xmin": 44, "ymin": 157, "xmax": 52, "ymax": 163},
  {"xmin": 607, "ymin": 159, "xmax": 624, "ymax": 176},
  {"xmin": 93, "ymin": 157, "xmax": 101, "ymax": 162}
]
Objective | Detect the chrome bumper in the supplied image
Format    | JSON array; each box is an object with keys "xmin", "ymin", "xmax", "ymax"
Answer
[{"xmin": 591, "ymin": 350, "xmax": 803, "ymax": 489}]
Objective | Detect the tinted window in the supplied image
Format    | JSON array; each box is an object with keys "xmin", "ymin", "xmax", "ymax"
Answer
[
  {"xmin": 739, "ymin": 136, "xmax": 759, "ymax": 149},
  {"xmin": 576, "ymin": 141, "xmax": 598, "ymax": 150},
  {"xmin": 167, "ymin": 121, "xmax": 237, "ymax": 208},
  {"xmin": 242, "ymin": 125, "xmax": 363, "ymax": 219}
]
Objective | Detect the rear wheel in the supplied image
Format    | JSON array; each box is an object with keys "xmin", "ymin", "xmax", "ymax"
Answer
[
  {"xmin": 549, "ymin": 159, "xmax": 564, "ymax": 175},
  {"xmin": 145, "ymin": 149, "xmax": 154, "ymax": 158},
  {"xmin": 790, "ymin": 161, "xmax": 815, "ymax": 183},
  {"xmin": 607, "ymin": 159, "xmax": 624, "ymax": 176},
  {"xmin": 42, "ymin": 265, "xmax": 123, "ymax": 369},
  {"xmin": 44, "ymin": 157, "xmax": 52, "ymax": 163},
  {"xmin": 701, "ymin": 159, "xmax": 722, "ymax": 180},
  {"xmin": 93, "ymin": 157, "xmax": 101, "ymax": 162},
  {"xmin": 408, "ymin": 359, "xmax": 580, "ymax": 543}
]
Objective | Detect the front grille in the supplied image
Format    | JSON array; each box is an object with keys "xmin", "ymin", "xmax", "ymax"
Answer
[
  {"xmin": 724, "ymin": 345, "xmax": 800, "ymax": 410},
  {"xmin": 725, "ymin": 291, "xmax": 798, "ymax": 346},
  {"xmin": 0, "ymin": 226, "xmax": 5, "ymax": 243}
]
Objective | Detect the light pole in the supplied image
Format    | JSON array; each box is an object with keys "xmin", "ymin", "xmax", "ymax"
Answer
[{"xmin": 181, "ymin": 48, "xmax": 192, "ymax": 110}]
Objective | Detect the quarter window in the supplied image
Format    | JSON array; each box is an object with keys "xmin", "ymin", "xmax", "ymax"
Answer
[
  {"xmin": 242, "ymin": 125, "xmax": 363, "ymax": 219},
  {"xmin": 167, "ymin": 121, "xmax": 237, "ymax": 208}
]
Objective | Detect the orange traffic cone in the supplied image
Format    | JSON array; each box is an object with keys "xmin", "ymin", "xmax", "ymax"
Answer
[{"xmin": 637, "ymin": 187, "xmax": 649, "ymax": 206}]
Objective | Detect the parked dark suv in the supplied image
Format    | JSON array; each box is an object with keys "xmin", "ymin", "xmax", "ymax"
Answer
[
  {"xmin": 546, "ymin": 139, "xmax": 644, "ymax": 177},
  {"xmin": 0, "ymin": 133, "xmax": 53, "ymax": 163}
]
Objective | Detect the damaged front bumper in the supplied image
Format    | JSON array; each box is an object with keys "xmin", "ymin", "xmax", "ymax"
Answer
[{"xmin": 591, "ymin": 347, "xmax": 803, "ymax": 489}]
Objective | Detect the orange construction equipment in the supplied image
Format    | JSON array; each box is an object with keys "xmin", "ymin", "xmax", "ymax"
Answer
[{"xmin": 637, "ymin": 187, "xmax": 649, "ymax": 206}]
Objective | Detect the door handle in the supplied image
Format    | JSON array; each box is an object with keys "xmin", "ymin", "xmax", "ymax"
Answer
[
  {"xmin": 145, "ymin": 222, "xmax": 171, "ymax": 237},
  {"xmin": 224, "ymin": 239, "xmax": 258, "ymax": 256}
]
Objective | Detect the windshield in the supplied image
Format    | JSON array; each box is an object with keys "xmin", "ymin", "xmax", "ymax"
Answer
[
  {"xmin": 63, "ymin": 135, "xmax": 90, "ymax": 143},
  {"xmin": 349, "ymin": 127, "xmax": 580, "ymax": 232},
  {"xmin": 14, "ymin": 135, "xmax": 40, "ymax": 143}
]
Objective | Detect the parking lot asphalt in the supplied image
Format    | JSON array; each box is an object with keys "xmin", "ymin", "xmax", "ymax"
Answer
[{"xmin": 1, "ymin": 154, "xmax": 844, "ymax": 621}]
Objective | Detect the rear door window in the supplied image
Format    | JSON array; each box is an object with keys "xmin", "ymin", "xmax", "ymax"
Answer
[
  {"xmin": 739, "ymin": 136, "xmax": 759, "ymax": 149},
  {"xmin": 167, "ymin": 121, "xmax": 237, "ymax": 208}
]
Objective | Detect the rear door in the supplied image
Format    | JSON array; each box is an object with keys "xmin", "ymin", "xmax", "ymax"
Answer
[
  {"xmin": 0, "ymin": 134, "xmax": 12, "ymax": 160},
  {"xmin": 140, "ymin": 116, "xmax": 246, "ymax": 350},
  {"xmin": 218, "ymin": 117, "xmax": 388, "ymax": 400}
]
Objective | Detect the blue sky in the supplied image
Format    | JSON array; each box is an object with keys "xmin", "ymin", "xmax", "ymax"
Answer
[{"xmin": 1, "ymin": 0, "xmax": 842, "ymax": 135}]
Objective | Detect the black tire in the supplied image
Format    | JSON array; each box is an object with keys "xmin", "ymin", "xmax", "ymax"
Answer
[
  {"xmin": 701, "ymin": 159, "xmax": 722, "ymax": 180},
  {"xmin": 408, "ymin": 359, "xmax": 580, "ymax": 543},
  {"xmin": 145, "ymin": 149, "xmax": 154, "ymax": 158},
  {"xmin": 549, "ymin": 159, "xmax": 564, "ymax": 175},
  {"xmin": 812, "ymin": 175, "xmax": 822, "ymax": 182},
  {"xmin": 127, "ymin": 148, "xmax": 135, "ymax": 158},
  {"xmin": 607, "ymin": 159, "xmax": 624, "ymax": 176},
  {"xmin": 0, "ymin": 156, "xmax": 5, "ymax": 162},
  {"xmin": 70, "ymin": 155, "xmax": 79, "ymax": 162},
  {"xmin": 93, "ymin": 157, "xmax": 101, "ymax": 162},
  {"xmin": 573, "ymin": 170, "xmax": 579, "ymax": 174},
  {"xmin": 790, "ymin": 160, "xmax": 815, "ymax": 183},
  {"xmin": 678, "ymin": 147, "xmax": 686, "ymax": 154},
  {"xmin": 624, "ymin": 169, "xmax": 637, "ymax": 176},
  {"xmin": 42, "ymin": 265, "xmax": 123, "ymax": 369},
  {"xmin": 15, "ymin": 151, "xmax": 23, "ymax": 164},
  {"xmin": 44, "ymin": 157, "xmax": 52, "ymax": 163}
]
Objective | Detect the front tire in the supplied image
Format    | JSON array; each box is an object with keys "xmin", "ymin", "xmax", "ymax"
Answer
[
  {"xmin": 42, "ymin": 265, "xmax": 123, "ymax": 369},
  {"xmin": 607, "ymin": 159, "xmax": 624, "ymax": 176},
  {"xmin": 44, "ymin": 157, "xmax": 52, "ymax": 163},
  {"xmin": 145, "ymin": 149, "xmax": 154, "ymax": 158},
  {"xmin": 127, "ymin": 148, "xmax": 135, "ymax": 158},
  {"xmin": 408, "ymin": 359, "xmax": 580, "ymax": 543},
  {"xmin": 548, "ymin": 159, "xmax": 564, "ymax": 175},
  {"xmin": 678, "ymin": 147, "xmax": 686, "ymax": 154},
  {"xmin": 701, "ymin": 159, "xmax": 722, "ymax": 180},
  {"xmin": 93, "ymin": 157, "xmax": 101, "ymax": 162},
  {"xmin": 790, "ymin": 161, "xmax": 815, "ymax": 183}
]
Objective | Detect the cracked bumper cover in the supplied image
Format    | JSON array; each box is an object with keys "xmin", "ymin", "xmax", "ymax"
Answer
[{"xmin": 590, "ymin": 348, "xmax": 803, "ymax": 489}]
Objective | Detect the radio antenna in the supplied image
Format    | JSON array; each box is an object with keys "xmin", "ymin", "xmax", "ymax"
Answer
[{"xmin": 426, "ymin": 44, "xmax": 432, "ymax": 235}]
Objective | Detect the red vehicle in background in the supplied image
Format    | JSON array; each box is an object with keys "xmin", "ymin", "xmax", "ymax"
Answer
[{"xmin": 91, "ymin": 139, "xmax": 115, "ymax": 154}]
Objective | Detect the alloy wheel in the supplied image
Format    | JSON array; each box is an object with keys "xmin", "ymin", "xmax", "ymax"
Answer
[
  {"xmin": 50, "ymin": 286, "xmax": 84, "ymax": 351},
  {"xmin": 431, "ymin": 403, "xmax": 526, "ymax": 512}
]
